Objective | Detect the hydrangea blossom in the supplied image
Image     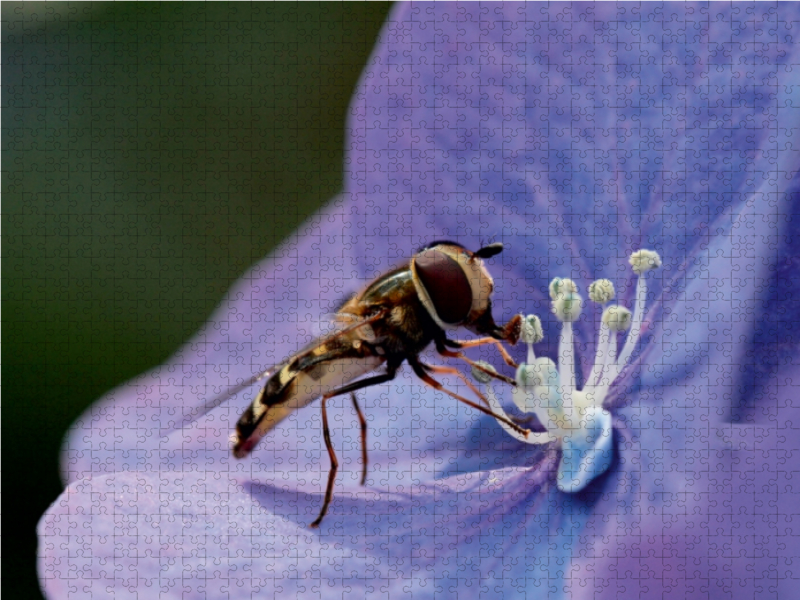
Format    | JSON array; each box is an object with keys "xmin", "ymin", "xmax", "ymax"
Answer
[{"xmin": 39, "ymin": 4, "xmax": 800, "ymax": 599}]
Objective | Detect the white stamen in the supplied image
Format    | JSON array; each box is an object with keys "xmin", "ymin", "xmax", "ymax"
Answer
[
  {"xmin": 521, "ymin": 314, "xmax": 543, "ymax": 364},
  {"xmin": 587, "ymin": 320, "xmax": 610, "ymax": 389},
  {"xmin": 593, "ymin": 325, "xmax": 618, "ymax": 404},
  {"xmin": 471, "ymin": 362, "xmax": 494, "ymax": 385},
  {"xmin": 513, "ymin": 358, "xmax": 559, "ymax": 433},
  {"xmin": 629, "ymin": 249, "xmax": 661, "ymax": 275},
  {"xmin": 552, "ymin": 292, "xmax": 582, "ymax": 323},
  {"xmin": 558, "ymin": 320, "xmax": 577, "ymax": 429},
  {"xmin": 616, "ymin": 271, "xmax": 647, "ymax": 368},
  {"xmin": 588, "ymin": 279, "xmax": 615, "ymax": 304},
  {"xmin": 472, "ymin": 362, "xmax": 551, "ymax": 444},
  {"xmin": 603, "ymin": 305, "xmax": 632, "ymax": 332},
  {"xmin": 549, "ymin": 277, "xmax": 577, "ymax": 300},
  {"xmin": 488, "ymin": 250, "xmax": 660, "ymax": 494},
  {"xmin": 590, "ymin": 305, "xmax": 631, "ymax": 400}
]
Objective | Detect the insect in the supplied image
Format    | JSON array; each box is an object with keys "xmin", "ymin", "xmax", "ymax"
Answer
[{"xmin": 227, "ymin": 241, "xmax": 528, "ymax": 527}]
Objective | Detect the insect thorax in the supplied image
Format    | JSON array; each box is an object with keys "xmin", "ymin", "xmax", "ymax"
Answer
[{"xmin": 344, "ymin": 266, "xmax": 443, "ymax": 359}]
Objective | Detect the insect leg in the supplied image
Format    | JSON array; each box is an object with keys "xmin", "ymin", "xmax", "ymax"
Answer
[
  {"xmin": 408, "ymin": 357, "xmax": 529, "ymax": 438},
  {"xmin": 436, "ymin": 340, "xmax": 517, "ymax": 386},
  {"xmin": 441, "ymin": 337, "xmax": 518, "ymax": 368},
  {"xmin": 350, "ymin": 393, "xmax": 368, "ymax": 486},
  {"xmin": 307, "ymin": 365, "xmax": 399, "ymax": 527},
  {"xmin": 310, "ymin": 396, "xmax": 338, "ymax": 529},
  {"xmin": 421, "ymin": 363, "xmax": 491, "ymax": 408}
]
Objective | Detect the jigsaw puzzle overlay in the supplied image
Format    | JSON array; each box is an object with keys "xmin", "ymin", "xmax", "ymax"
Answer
[{"xmin": 36, "ymin": 3, "xmax": 800, "ymax": 599}]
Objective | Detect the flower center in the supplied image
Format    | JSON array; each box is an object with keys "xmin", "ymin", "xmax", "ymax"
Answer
[{"xmin": 474, "ymin": 250, "xmax": 661, "ymax": 492}]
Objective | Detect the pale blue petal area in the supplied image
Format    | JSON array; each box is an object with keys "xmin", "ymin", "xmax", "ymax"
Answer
[
  {"xmin": 637, "ymin": 171, "xmax": 800, "ymax": 419},
  {"xmin": 556, "ymin": 407, "xmax": 614, "ymax": 493},
  {"xmin": 39, "ymin": 383, "xmax": 800, "ymax": 600}
]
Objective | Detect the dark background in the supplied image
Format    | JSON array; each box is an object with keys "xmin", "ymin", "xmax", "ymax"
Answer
[{"xmin": 3, "ymin": 3, "xmax": 392, "ymax": 598}]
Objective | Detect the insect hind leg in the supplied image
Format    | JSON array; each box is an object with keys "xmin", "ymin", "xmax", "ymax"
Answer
[
  {"xmin": 307, "ymin": 365, "xmax": 399, "ymax": 528},
  {"xmin": 350, "ymin": 393, "xmax": 368, "ymax": 486},
  {"xmin": 310, "ymin": 397, "xmax": 338, "ymax": 529}
]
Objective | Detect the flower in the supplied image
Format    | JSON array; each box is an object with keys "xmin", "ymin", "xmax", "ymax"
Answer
[
  {"xmin": 39, "ymin": 3, "xmax": 800, "ymax": 599},
  {"xmin": 479, "ymin": 250, "xmax": 662, "ymax": 494}
]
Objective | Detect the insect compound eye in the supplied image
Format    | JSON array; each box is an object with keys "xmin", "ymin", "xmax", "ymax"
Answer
[{"xmin": 414, "ymin": 248, "xmax": 473, "ymax": 324}]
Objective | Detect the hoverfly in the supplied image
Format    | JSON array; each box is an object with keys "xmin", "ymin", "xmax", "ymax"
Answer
[{"xmin": 210, "ymin": 241, "xmax": 528, "ymax": 527}]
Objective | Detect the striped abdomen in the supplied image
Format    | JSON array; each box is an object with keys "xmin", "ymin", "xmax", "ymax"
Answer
[{"xmin": 233, "ymin": 335, "xmax": 384, "ymax": 458}]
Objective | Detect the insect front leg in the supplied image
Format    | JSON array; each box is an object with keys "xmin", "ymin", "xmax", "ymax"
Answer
[
  {"xmin": 441, "ymin": 336, "xmax": 519, "ymax": 367},
  {"xmin": 420, "ymin": 363, "xmax": 492, "ymax": 408},
  {"xmin": 436, "ymin": 338, "xmax": 517, "ymax": 386},
  {"xmin": 408, "ymin": 357, "xmax": 530, "ymax": 438}
]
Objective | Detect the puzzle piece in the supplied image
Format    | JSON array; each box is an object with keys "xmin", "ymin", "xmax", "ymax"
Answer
[{"xmin": 27, "ymin": 3, "xmax": 800, "ymax": 600}]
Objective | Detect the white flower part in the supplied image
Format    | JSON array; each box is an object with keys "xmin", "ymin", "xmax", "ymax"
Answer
[
  {"xmin": 472, "ymin": 362, "xmax": 553, "ymax": 444},
  {"xmin": 490, "ymin": 251, "xmax": 660, "ymax": 493},
  {"xmin": 629, "ymin": 249, "xmax": 661, "ymax": 275},
  {"xmin": 549, "ymin": 277, "xmax": 577, "ymax": 300},
  {"xmin": 513, "ymin": 359, "xmax": 558, "ymax": 430},
  {"xmin": 471, "ymin": 361, "xmax": 494, "ymax": 385},
  {"xmin": 557, "ymin": 406, "xmax": 614, "ymax": 493},
  {"xmin": 588, "ymin": 279, "xmax": 615, "ymax": 304},
  {"xmin": 558, "ymin": 319, "xmax": 576, "ymax": 425},
  {"xmin": 552, "ymin": 292, "xmax": 582, "ymax": 323},
  {"xmin": 587, "ymin": 318, "xmax": 610, "ymax": 389},
  {"xmin": 515, "ymin": 359, "xmax": 556, "ymax": 390},
  {"xmin": 617, "ymin": 250, "xmax": 660, "ymax": 367},
  {"xmin": 602, "ymin": 305, "xmax": 632, "ymax": 332},
  {"xmin": 520, "ymin": 314, "xmax": 543, "ymax": 364}
]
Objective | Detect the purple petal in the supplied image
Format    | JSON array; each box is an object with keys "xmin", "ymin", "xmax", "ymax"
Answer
[
  {"xmin": 40, "ymin": 464, "xmax": 567, "ymax": 599},
  {"xmin": 347, "ymin": 2, "xmax": 800, "ymax": 366},
  {"xmin": 42, "ymin": 3, "xmax": 800, "ymax": 599}
]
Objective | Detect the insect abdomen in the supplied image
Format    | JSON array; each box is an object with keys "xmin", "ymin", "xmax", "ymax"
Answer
[{"xmin": 233, "ymin": 347, "xmax": 384, "ymax": 458}]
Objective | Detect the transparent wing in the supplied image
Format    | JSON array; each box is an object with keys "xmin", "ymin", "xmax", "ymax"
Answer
[
  {"xmin": 171, "ymin": 309, "xmax": 387, "ymax": 434},
  {"xmin": 310, "ymin": 311, "xmax": 360, "ymax": 339},
  {"xmin": 160, "ymin": 367, "xmax": 275, "ymax": 437}
]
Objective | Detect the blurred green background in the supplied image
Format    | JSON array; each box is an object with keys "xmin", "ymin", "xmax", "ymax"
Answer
[{"xmin": 3, "ymin": 3, "xmax": 392, "ymax": 598}]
